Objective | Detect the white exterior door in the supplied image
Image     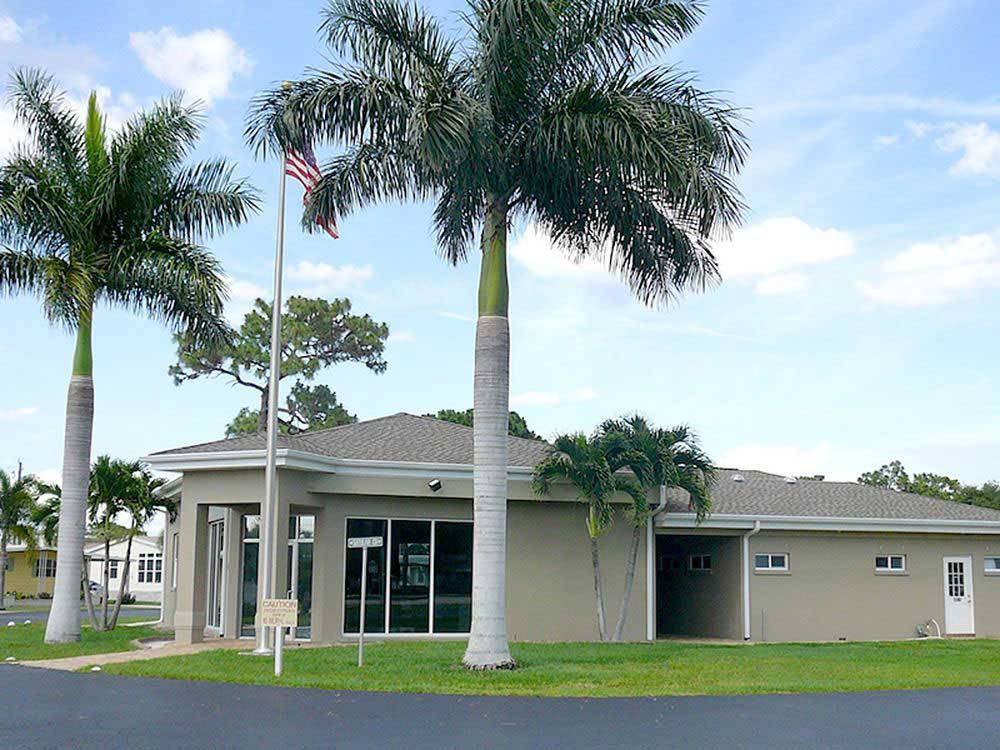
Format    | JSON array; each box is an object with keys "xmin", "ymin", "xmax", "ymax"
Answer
[{"xmin": 943, "ymin": 556, "xmax": 975, "ymax": 635}]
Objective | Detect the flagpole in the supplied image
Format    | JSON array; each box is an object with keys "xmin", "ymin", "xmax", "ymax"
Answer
[{"xmin": 254, "ymin": 150, "xmax": 288, "ymax": 655}]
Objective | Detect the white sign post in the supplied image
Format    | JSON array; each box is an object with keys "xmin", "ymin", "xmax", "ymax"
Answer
[
  {"xmin": 348, "ymin": 536, "xmax": 383, "ymax": 667},
  {"xmin": 261, "ymin": 598, "xmax": 298, "ymax": 676}
]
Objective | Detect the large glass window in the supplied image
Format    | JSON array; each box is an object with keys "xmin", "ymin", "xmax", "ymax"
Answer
[
  {"xmin": 344, "ymin": 518, "xmax": 388, "ymax": 633},
  {"xmin": 344, "ymin": 518, "xmax": 472, "ymax": 635},
  {"xmin": 287, "ymin": 515, "xmax": 315, "ymax": 639},
  {"xmin": 433, "ymin": 522, "xmax": 473, "ymax": 633},
  {"xmin": 390, "ymin": 521, "xmax": 431, "ymax": 633},
  {"xmin": 240, "ymin": 515, "xmax": 260, "ymax": 637}
]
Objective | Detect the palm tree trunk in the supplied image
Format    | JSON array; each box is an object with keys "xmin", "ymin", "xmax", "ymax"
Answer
[
  {"xmin": 109, "ymin": 532, "xmax": 134, "ymax": 629},
  {"xmin": 82, "ymin": 554, "xmax": 99, "ymax": 629},
  {"xmin": 0, "ymin": 533, "xmax": 8, "ymax": 611},
  {"xmin": 45, "ymin": 309, "xmax": 94, "ymax": 643},
  {"xmin": 101, "ymin": 536, "xmax": 111, "ymax": 628},
  {"xmin": 462, "ymin": 199, "xmax": 515, "ymax": 670},
  {"xmin": 589, "ymin": 521, "xmax": 608, "ymax": 641},
  {"xmin": 613, "ymin": 523, "xmax": 643, "ymax": 641}
]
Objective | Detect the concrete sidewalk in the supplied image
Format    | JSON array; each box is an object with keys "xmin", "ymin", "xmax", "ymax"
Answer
[{"xmin": 20, "ymin": 636, "xmax": 330, "ymax": 671}]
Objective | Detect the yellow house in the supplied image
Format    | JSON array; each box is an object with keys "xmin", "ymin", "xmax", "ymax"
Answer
[{"xmin": 3, "ymin": 542, "xmax": 58, "ymax": 598}]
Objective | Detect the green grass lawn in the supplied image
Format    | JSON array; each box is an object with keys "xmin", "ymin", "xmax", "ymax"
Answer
[
  {"xmin": 0, "ymin": 620, "xmax": 164, "ymax": 662},
  {"xmin": 101, "ymin": 639, "xmax": 1000, "ymax": 697}
]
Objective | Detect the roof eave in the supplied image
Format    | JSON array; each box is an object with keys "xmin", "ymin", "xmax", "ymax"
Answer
[
  {"xmin": 658, "ymin": 512, "xmax": 1000, "ymax": 535},
  {"xmin": 142, "ymin": 448, "xmax": 536, "ymax": 479}
]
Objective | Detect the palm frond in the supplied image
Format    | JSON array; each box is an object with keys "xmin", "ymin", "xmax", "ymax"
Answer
[
  {"xmin": 6, "ymin": 68, "xmax": 84, "ymax": 180},
  {"xmin": 321, "ymin": 0, "xmax": 457, "ymax": 76},
  {"xmin": 155, "ymin": 159, "xmax": 261, "ymax": 241},
  {"xmin": 100, "ymin": 235, "xmax": 229, "ymax": 347}
]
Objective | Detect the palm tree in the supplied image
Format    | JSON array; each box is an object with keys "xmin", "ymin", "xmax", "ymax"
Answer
[
  {"xmin": 0, "ymin": 468, "xmax": 40, "ymax": 610},
  {"xmin": 107, "ymin": 463, "xmax": 171, "ymax": 630},
  {"xmin": 599, "ymin": 415, "xmax": 713, "ymax": 640},
  {"xmin": 533, "ymin": 432, "xmax": 647, "ymax": 641},
  {"xmin": 247, "ymin": 0, "xmax": 746, "ymax": 667},
  {"xmin": 0, "ymin": 69, "xmax": 260, "ymax": 643}
]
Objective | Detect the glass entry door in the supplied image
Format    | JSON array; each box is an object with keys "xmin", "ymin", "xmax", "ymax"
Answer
[
  {"xmin": 206, "ymin": 519, "xmax": 225, "ymax": 632},
  {"xmin": 286, "ymin": 516, "xmax": 314, "ymax": 639}
]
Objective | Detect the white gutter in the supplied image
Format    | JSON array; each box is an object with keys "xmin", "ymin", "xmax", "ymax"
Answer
[
  {"xmin": 657, "ymin": 512, "xmax": 1000, "ymax": 535},
  {"xmin": 742, "ymin": 520, "xmax": 761, "ymax": 640},
  {"xmin": 646, "ymin": 485, "xmax": 669, "ymax": 642}
]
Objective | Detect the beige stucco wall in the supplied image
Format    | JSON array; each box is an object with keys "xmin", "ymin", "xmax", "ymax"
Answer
[
  {"xmin": 166, "ymin": 467, "xmax": 649, "ymax": 644},
  {"xmin": 748, "ymin": 531, "xmax": 1000, "ymax": 641}
]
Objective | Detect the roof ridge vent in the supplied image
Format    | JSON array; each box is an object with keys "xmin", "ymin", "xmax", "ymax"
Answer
[
  {"xmin": 784, "ymin": 476, "xmax": 798, "ymax": 484},
  {"xmin": 732, "ymin": 472, "xmax": 745, "ymax": 482}
]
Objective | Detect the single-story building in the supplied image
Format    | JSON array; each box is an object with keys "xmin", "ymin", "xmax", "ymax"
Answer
[
  {"xmin": 146, "ymin": 413, "xmax": 1000, "ymax": 645},
  {"xmin": 2, "ymin": 540, "xmax": 57, "ymax": 599},
  {"xmin": 84, "ymin": 535, "xmax": 165, "ymax": 603}
]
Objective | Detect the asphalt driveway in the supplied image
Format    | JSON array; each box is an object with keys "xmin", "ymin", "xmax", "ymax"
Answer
[{"xmin": 1, "ymin": 666, "xmax": 998, "ymax": 749}]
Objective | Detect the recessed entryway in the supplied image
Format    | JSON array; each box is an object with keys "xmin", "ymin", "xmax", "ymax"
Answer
[{"xmin": 943, "ymin": 556, "xmax": 975, "ymax": 635}]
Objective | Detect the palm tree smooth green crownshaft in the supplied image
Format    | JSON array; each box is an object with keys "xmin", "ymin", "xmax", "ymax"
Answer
[
  {"xmin": 0, "ymin": 70, "xmax": 259, "ymax": 642},
  {"xmin": 247, "ymin": 0, "xmax": 746, "ymax": 667}
]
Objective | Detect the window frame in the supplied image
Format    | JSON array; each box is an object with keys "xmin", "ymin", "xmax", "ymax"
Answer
[
  {"xmin": 342, "ymin": 516, "xmax": 473, "ymax": 638},
  {"xmin": 874, "ymin": 554, "xmax": 907, "ymax": 574},
  {"xmin": 687, "ymin": 553, "xmax": 712, "ymax": 572},
  {"xmin": 137, "ymin": 552, "xmax": 164, "ymax": 584},
  {"xmin": 754, "ymin": 552, "xmax": 790, "ymax": 573}
]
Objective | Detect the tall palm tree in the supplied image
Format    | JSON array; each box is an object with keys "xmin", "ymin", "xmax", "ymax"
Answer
[
  {"xmin": 0, "ymin": 69, "xmax": 260, "ymax": 642},
  {"xmin": 533, "ymin": 432, "xmax": 647, "ymax": 641},
  {"xmin": 599, "ymin": 415, "xmax": 713, "ymax": 640},
  {"xmin": 0, "ymin": 468, "xmax": 39, "ymax": 610},
  {"xmin": 247, "ymin": 0, "xmax": 746, "ymax": 667}
]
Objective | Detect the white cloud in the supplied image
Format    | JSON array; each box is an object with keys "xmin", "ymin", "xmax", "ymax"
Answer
[
  {"xmin": 227, "ymin": 277, "xmax": 267, "ymax": 301},
  {"xmin": 0, "ymin": 406, "xmax": 38, "ymax": 421},
  {"xmin": 129, "ymin": 27, "xmax": 253, "ymax": 105},
  {"xmin": 883, "ymin": 233, "xmax": 998, "ymax": 273},
  {"xmin": 859, "ymin": 232, "xmax": 1000, "ymax": 308},
  {"xmin": 511, "ymin": 387, "xmax": 598, "ymax": 408},
  {"xmin": 0, "ymin": 15, "xmax": 21, "ymax": 43},
  {"xmin": 437, "ymin": 311, "xmax": 474, "ymax": 322},
  {"xmin": 874, "ymin": 134, "xmax": 899, "ymax": 146},
  {"xmin": 714, "ymin": 217, "xmax": 855, "ymax": 278},
  {"xmin": 754, "ymin": 272, "xmax": 807, "ymax": 296},
  {"xmin": 0, "ymin": 104, "xmax": 18, "ymax": 160},
  {"xmin": 717, "ymin": 441, "xmax": 868, "ymax": 482},
  {"xmin": 387, "ymin": 331, "xmax": 416, "ymax": 344},
  {"xmin": 287, "ymin": 261, "xmax": 374, "ymax": 294},
  {"xmin": 509, "ymin": 224, "xmax": 609, "ymax": 281},
  {"xmin": 935, "ymin": 122, "xmax": 1000, "ymax": 177}
]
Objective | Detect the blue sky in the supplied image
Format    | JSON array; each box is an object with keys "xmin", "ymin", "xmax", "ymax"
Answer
[{"xmin": 1, "ymin": 0, "xmax": 999, "ymax": 489}]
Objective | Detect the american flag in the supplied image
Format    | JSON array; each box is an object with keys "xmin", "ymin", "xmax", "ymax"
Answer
[{"xmin": 285, "ymin": 144, "xmax": 339, "ymax": 239}]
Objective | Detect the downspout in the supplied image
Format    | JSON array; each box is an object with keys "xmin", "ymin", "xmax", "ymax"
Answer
[
  {"xmin": 742, "ymin": 520, "xmax": 761, "ymax": 640},
  {"xmin": 645, "ymin": 485, "xmax": 669, "ymax": 642}
]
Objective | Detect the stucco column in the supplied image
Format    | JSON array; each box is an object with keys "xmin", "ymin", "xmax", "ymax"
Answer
[
  {"xmin": 174, "ymin": 501, "xmax": 209, "ymax": 645},
  {"xmin": 221, "ymin": 508, "xmax": 242, "ymax": 639},
  {"xmin": 309, "ymin": 507, "xmax": 328, "ymax": 642}
]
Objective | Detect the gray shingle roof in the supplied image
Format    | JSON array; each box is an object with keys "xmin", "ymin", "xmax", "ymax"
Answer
[
  {"xmin": 153, "ymin": 415, "xmax": 1000, "ymax": 523},
  {"xmin": 660, "ymin": 469, "xmax": 1000, "ymax": 522},
  {"xmin": 152, "ymin": 412, "xmax": 550, "ymax": 467}
]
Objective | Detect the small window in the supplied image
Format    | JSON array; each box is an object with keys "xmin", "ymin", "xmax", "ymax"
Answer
[
  {"xmin": 33, "ymin": 558, "xmax": 56, "ymax": 578},
  {"xmin": 3, "ymin": 557, "xmax": 12, "ymax": 572},
  {"xmin": 688, "ymin": 554, "xmax": 712, "ymax": 572},
  {"xmin": 985, "ymin": 557, "xmax": 1000, "ymax": 574},
  {"xmin": 109, "ymin": 560, "xmax": 119, "ymax": 579},
  {"xmin": 755, "ymin": 553, "xmax": 789, "ymax": 571},
  {"xmin": 875, "ymin": 554, "xmax": 906, "ymax": 573}
]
